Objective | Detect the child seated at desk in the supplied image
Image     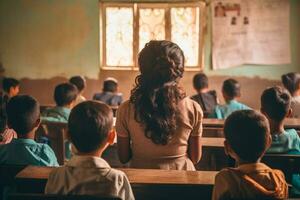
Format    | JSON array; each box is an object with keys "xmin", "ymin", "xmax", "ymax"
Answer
[
  {"xmin": 0, "ymin": 78, "xmax": 19, "ymax": 144},
  {"xmin": 210, "ymin": 79, "xmax": 250, "ymax": 119},
  {"xmin": 261, "ymin": 86, "xmax": 300, "ymax": 194},
  {"xmin": 45, "ymin": 101, "xmax": 134, "ymax": 200},
  {"xmin": 42, "ymin": 83, "xmax": 78, "ymax": 159},
  {"xmin": 191, "ymin": 73, "xmax": 218, "ymax": 117},
  {"xmin": 213, "ymin": 110, "xmax": 288, "ymax": 200},
  {"xmin": 0, "ymin": 95, "xmax": 58, "ymax": 166},
  {"xmin": 93, "ymin": 77, "xmax": 123, "ymax": 107},
  {"xmin": 42, "ymin": 83, "xmax": 78, "ymax": 122},
  {"xmin": 282, "ymin": 72, "xmax": 300, "ymax": 118}
]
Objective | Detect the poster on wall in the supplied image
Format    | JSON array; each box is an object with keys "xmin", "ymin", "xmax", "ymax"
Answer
[{"xmin": 212, "ymin": 0, "xmax": 291, "ymax": 70}]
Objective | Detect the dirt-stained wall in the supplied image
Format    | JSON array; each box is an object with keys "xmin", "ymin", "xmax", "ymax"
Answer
[{"xmin": 0, "ymin": 0, "xmax": 299, "ymax": 109}]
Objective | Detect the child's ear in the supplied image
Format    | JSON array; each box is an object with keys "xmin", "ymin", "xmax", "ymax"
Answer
[
  {"xmin": 266, "ymin": 134, "xmax": 272, "ymax": 149},
  {"xmin": 286, "ymin": 108, "xmax": 293, "ymax": 118},
  {"xmin": 224, "ymin": 140, "xmax": 230, "ymax": 156},
  {"xmin": 35, "ymin": 118, "xmax": 41, "ymax": 128},
  {"xmin": 107, "ymin": 130, "xmax": 116, "ymax": 145}
]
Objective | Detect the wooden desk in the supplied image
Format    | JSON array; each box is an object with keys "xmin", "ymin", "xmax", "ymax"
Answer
[
  {"xmin": 202, "ymin": 137, "xmax": 225, "ymax": 148},
  {"xmin": 203, "ymin": 118, "xmax": 300, "ymax": 130},
  {"xmin": 16, "ymin": 166, "xmax": 217, "ymax": 200}
]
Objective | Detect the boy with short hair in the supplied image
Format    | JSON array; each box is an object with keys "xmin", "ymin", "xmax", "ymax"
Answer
[
  {"xmin": 45, "ymin": 101, "xmax": 135, "ymax": 200},
  {"xmin": 261, "ymin": 86, "xmax": 300, "ymax": 154},
  {"xmin": 42, "ymin": 83, "xmax": 78, "ymax": 122},
  {"xmin": 191, "ymin": 73, "xmax": 218, "ymax": 117},
  {"xmin": 210, "ymin": 78, "xmax": 250, "ymax": 119},
  {"xmin": 93, "ymin": 77, "xmax": 123, "ymax": 107},
  {"xmin": 0, "ymin": 95, "xmax": 58, "ymax": 166},
  {"xmin": 213, "ymin": 110, "xmax": 288, "ymax": 200},
  {"xmin": 69, "ymin": 76, "xmax": 87, "ymax": 105}
]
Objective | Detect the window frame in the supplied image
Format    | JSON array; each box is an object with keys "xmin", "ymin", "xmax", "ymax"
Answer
[{"xmin": 99, "ymin": 1, "xmax": 206, "ymax": 71}]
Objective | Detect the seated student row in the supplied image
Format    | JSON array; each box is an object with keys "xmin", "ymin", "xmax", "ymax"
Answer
[{"xmin": 0, "ymin": 40, "xmax": 299, "ymax": 199}]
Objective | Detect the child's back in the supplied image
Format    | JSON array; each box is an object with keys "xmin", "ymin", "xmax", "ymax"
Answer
[
  {"xmin": 210, "ymin": 79, "xmax": 250, "ymax": 119},
  {"xmin": 213, "ymin": 110, "xmax": 288, "ymax": 200},
  {"xmin": 261, "ymin": 86, "xmax": 300, "ymax": 154},
  {"xmin": 191, "ymin": 73, "xmax": 218, "ymax": 117},
  {"xmin": 0, "ymin": 95, "xmax": 58, "ymax": 166},
  {"xmin": 42, "ymin": 83, "xmax": 77, "ymax": 123},
  {"xmin": 45, "ymin": 101, "xmax": 134, "ymax": 200}
]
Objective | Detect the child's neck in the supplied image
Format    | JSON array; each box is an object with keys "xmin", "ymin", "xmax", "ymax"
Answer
[
  {"xmin": 225, "ymin": 98, "xmax": 236, "ymax": 103},
  {"xmin": 17, "ymin": 131, "xmax": 35, "ymax": 140},
  {"xmin": 269, "ymin": 120, "xmax": 285, "ymax": 135}
]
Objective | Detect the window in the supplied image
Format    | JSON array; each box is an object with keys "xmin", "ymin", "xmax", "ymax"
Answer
[{"xmin": 100, "ymin": 1, "xmax": 206, "ymax": 70}]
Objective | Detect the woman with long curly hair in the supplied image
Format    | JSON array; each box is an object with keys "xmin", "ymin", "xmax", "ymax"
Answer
[{"xmin": 116, "ymin": 40, "xmax": 203, "ymax": 170}]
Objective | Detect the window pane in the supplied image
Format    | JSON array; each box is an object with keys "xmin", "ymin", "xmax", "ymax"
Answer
[
  {"xmin": 139, "ymin": 8, "xmax": 165, "ymax": 51},
  {"xmin": 106, "ymin": 7, "xmax": 133, "ymax": 66},
  {"xmin": 171, "ymin": 7, "xmax": 200, "ymax": 66}
]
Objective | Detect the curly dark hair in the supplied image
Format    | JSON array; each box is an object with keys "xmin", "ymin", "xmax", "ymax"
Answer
[{"xmin": 130, "ymin": 40, "xmax": 185, "ymax": 145}]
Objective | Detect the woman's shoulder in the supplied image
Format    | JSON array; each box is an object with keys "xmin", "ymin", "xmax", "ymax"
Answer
[{"xmin": 180, "ymin": 97, "xmax": 203, "ymax": 116}]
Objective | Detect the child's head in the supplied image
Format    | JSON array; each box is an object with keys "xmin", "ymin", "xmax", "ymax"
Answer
[
  {"xmin": 222, "ymin": 79, "xmax": 241, "ymax": 101},
  {"xmin": 281, "ymin": 72, "xmax": 300, "ymax": 96},
  {"xmin": 103, "ymin": 77, "xmax": 118, "ymax": 93},
  {"xmin": 54, "ymin": 83, "xmax": 78, "ymax": 108},
  {"xmin": 6, "ymin": 95, "xmax": 40, "ymax": 136},
  {"xmin": 193, "ymin": 73, "xmax": 209, "ymax": 92},
  {"xmin": 68, "ymin": 101, "xmax": 114, "ymax": 154},
  {"xmin": 3, "ymin": 78, "xmax": 20, "ymax": 97},
  {"xmin": 69, "ymin": 76, "xmax": 86, "ymax": 94},
  {"xmin": 261, "ymin": 86, "xmax": 291, "ymax": 122},
  {"xmin": 224, "ymin": 110, "xmax": 270, "ymax": 163}
]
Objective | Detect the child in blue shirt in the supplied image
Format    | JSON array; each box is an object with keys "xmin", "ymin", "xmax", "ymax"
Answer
[
  {"xmin": 42, "ymin": 83, "xmax": 78, "ymax": 160},
  {"xmin": 42, "ymin": 83, "xmax": 78, "ymax": 122},
  {"xmin": 0, "ymin": 95, "xmax": 58, "ymax": 166},
  {"xmin": 210, "ymin": 79, "xmax": 250, "ymax": 119},
  {"xmin": 261, "ymin": 86, "xmax": 300, "ymax": 194}
]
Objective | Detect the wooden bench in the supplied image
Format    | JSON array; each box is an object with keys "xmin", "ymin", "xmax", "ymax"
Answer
[
  {"xmin": 36, "ymin": 121, "xmax": 68, "ymax": 165},
  {"xmin": 15, "ymin": 166, "xmax": 217, "ymax": 200},
  {"xmin": 203, "ymin": 118, "xmax": 300, "ymax": 133},
  {"xmin": 6, "ymin": 194, "xmax": 121, "ymax": 200}
]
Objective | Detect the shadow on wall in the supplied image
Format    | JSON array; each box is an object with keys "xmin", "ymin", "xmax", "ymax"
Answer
[{"xmin": 19, "ymin": 71, "xmax": 280, "ymax": 110}]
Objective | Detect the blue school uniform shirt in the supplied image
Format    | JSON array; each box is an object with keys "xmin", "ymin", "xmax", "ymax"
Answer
[
  {"xmin": 41, "ymin": 106, "xmax": 71, "ymax": 123},
  {"xmin": 41, "ymin": 106, "xmax": 72, "ymax": 160},
  {"xmin": 266, "ymin": 129, "xmax": 300, "ymax": 154},
  {"xmin": 209, "ymin": 100, "xmax": 250, "ymax": 119},
  {"xmin": 266, "ymin": 129, "xmax": 300, "ymax": 195},
  {"xmin": 0, "ymin": 138, "xmax": 58, "ymax": 166}
]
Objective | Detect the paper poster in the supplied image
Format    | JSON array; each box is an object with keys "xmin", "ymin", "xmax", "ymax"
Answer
[{"xmin": 212, "ymin": 0, "xmax": 291, "ymax": 70}]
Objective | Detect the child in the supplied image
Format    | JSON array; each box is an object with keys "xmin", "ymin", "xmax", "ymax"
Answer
[
  {"xmin": 45, "ymin": 101, "xmax": 135, "ymax": 200},
  {"xmin": 213, "ymin": 110, "xmax": 288, "ymax": 200},
  {"xmin": 93, "ymin": 77, "xmax": 123, "ymax": 107},
  {"xmin": 0, "ymin": 78, "xmax": 19, "ymax": 144},
  {"xmin": 2, "ymin": 77, "xmax": 20, "ymax": 98},
  {"xmin": 282, "ymin": 72, "xmax": 300, "ymax": 117},
  {"xmin": 42, "ymin": 83, "xmax": 78, "ymax": 122},
  {"xmin": 210, "ymin": 78, "xmax": 250, "ymax": 119},
  {"xmin": 191, "ymin": 73, "xmax": 218, "ymax": 117},
  {"xmin": 69, "ymin": 76, "xmax": 87, "ymax": 105},
  {"xmin": 0, "ymin": 95, "xmax": 58, "ymax": 166},
  {"xmin": 261, "ymin": 86, "xmax": 300, "ymax": 154}
]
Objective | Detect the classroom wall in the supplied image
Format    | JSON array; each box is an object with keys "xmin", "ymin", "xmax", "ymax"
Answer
[{"xmin": 0, "ymin": 0, "xmax": 299, "ymax": 108}]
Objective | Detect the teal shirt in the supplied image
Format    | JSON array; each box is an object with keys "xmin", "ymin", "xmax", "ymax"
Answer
[
  {"xmin": 42, "ymin": 106, "xmax": 71, "ymax": 123},
  {"xmin": 209, "ymin": 100, "xmax": 251, "ymax": 119},
  {"xmin": 267, "ymin": 129, "xmax": 300, "ymax": 154},
  {"xmin": 0, "ymin": 138, "xmax": 59, "ymax": 166}
]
